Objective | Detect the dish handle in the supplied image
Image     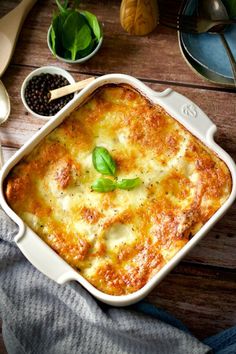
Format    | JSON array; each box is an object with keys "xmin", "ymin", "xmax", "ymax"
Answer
[
  {"xmin": 155, "ymin": 88, "xmax": 217, "ymax": 141},
  {"xmin": 15, "ymin": 226, "xmax": 75, "ymax": 284}
]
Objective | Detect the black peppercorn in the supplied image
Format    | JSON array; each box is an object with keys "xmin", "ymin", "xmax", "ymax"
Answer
[{"xmin": 24, "ymin": 73, "xmax": 73, "ymax": 116}]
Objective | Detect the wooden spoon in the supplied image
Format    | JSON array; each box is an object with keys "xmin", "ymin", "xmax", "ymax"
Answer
[
  {"xmin": 49, "ymin": 77, "xmax": 95, "ymax": 101},
  {"xmin": 0, "ymin": 0, "xmax": 38, "ymax": 76}
]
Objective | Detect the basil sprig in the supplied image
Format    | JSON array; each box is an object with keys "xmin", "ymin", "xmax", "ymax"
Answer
[
  {"xmin": 92, "ymin": 146, "xmax": 116, "ymax": 176},
  {"xmin": 91, "ymin": 146, "xmax": 141, "ymax": 193}
]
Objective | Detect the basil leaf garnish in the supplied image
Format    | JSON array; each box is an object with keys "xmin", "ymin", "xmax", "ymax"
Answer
[
  {"xmin": 116, "ymin": 177, "xmax": 141, "ymax": 190},
  {"xmin": 91, "ymin": 178, "xmax": 116, "ymax": 192},
  {"xmin": 92, "ymin": 146, "xmax": 116, "ymax": 176},
  {"xmin": 91, "ymin": 147, "xmax": 141, "ymax": 193}
]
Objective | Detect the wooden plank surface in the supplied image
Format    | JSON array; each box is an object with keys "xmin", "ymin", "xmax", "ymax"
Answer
[
  {"xmin": 148, "ymin": 262, "xmax": 236, "ymax": 339},
  {"xmin": 0, "ymin": 0, "xmax": 236, "ymax": 349},
  {"xmin": 1, "ymin": 0, "xmax": 234, "ymax": 90},
  {"xmin": 0, "ymin": 335, "xmax": 7, "ymax": 354}
]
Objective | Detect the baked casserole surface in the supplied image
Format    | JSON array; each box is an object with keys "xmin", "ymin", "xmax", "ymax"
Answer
[{"xmin": 5, "ymin": 85, "xmax": 232, "ymax": 295}]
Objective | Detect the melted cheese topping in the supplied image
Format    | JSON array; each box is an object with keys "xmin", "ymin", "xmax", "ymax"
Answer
[{"xmin": 5, "ymin": 85, "xmax": 232, "ymax": 295}]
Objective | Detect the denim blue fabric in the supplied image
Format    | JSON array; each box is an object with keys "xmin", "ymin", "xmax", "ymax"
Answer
[
  {"xmin": 133, "ymin": 301, "xmax": 190, "ymax": 333},
  {"xmin": 136, "ymin": 301, "xmax": 236, "ymax": 354},
  {"xmin": 203, "ymin": 326, "xmax": 236, "ymax": 354}
]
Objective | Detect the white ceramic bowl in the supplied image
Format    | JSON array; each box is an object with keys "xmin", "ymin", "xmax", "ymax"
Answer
[
  {"xmin": 47, "ymin": 25, "xmax": 103, "ymax": 64},
  {"xmin": 21, "ymin": 65, "xmax": 75, "ymax": 120},
  {"xmin": 2, "ymin": 74, "xmax": 236, "ymax": 306}
]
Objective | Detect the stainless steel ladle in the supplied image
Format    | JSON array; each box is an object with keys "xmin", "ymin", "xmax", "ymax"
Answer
[{"xmin": 0, "ymin": 81, "xmax": 10, "ymax": 168}]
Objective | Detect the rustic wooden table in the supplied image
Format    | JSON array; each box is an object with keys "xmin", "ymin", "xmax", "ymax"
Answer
[{"xmin": 1, "ymin": 1, "xmax": 236, "ymax": 352}]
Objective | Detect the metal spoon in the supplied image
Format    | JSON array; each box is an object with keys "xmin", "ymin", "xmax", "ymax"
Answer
[
  {"xmin": 0, "ymin": 81, "xmax": 10, "ymax": 168},
  {"xmin": 198, "ymin": 0, "xmax": 236, "ymax": 85}
]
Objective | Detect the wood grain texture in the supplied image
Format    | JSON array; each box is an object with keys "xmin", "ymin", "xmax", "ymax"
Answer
[
  {"xmin": 0, "ymin": 0, "xmax": 236, "ymax": 345},
  {"xmin": 0, "ymin": 321, "xmax": 7, "ymax": 354},
  {"xmin": 2, "ymin": 0, "xmax": 236, "ymax": 90},
  {"xmin": 147, "ymin": 262, "xmax": 236, "ymax": 339},
  {"xmin": 0, "ymin": 335, "xmax": 7, "ymax": 354}
]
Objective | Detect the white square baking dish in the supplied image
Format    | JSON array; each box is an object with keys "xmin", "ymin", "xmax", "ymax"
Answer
[{"xmin": 1, "ymin": 74, "xmax": 236, "ymax": 306}]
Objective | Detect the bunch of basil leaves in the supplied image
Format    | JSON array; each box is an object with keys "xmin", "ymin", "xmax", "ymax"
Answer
[{"xmin": 50, "ymin": 0, "xmax": 102, "ymax": 60}]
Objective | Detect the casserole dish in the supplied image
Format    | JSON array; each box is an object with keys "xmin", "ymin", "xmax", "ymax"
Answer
[{"xmin": 1, "ymin": 74, "xmax": 236, "ymax": 306}]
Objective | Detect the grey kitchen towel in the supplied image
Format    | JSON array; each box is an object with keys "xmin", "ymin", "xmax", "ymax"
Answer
[{"xmin": 0, "ymin": 208, "xmax": 211, "ymax": 354}]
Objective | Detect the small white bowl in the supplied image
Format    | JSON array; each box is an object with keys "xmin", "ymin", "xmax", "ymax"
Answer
[
  {"xmin": 47, "ymin": 25, "xmax": 103, "ymax": 64},
  {"xmin": 21, "ymin": 66, "xmax": 75, "ymax": 120}
]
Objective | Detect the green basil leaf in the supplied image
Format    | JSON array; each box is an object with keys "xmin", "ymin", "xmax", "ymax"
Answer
[
  {"xmin": 91, "ymin": 178, "xmax": 116, "ymax": 192},
  {"xmin": 63, "ymin": 49, "xmax": 72, "ymax": 59},
  {"xmin": 62, "ymin": 12, "xmax": 92, "ymax": 60},
  {"xmin": 116, "ymin": 177, "xmax": 141, "ymax": 190},
  {"xmin": 92, "ymin": 146, "xmax": 116, "ymax": 176},
  {"xmin": 51, "ymin": 11, "xmax": 72, "ymax": 57},
  {"xmin": 75, "ymin": 24, "xmax": 92, "ymax": 49},
  {"xmin": 80, "ymin": 10, "xmax": 101, "ymax": 40},
  {"xmin": 77, "ymin": 39, "xmax": 96, "ymax": 58},
  {"xmin": 50, "ymin": 22, "xmax": 57, "ymax": 55}
]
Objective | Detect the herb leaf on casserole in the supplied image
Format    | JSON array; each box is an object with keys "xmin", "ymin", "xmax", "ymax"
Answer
[
  {"xmin": 116, "ymin": 177, "xmax": 141, "ymax": 190},
  {"xmin": 91, "ymin": 178, "xmax": 116, "ymax": 192},
  {"xmin": 92, "ymin": 146, "xmax": 116, "ymax": 176}
]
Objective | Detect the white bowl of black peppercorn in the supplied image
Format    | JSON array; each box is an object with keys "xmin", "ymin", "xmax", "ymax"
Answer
[{"xmin": 21, "ymin": 66, "xmax": 75, "ymax": 120}]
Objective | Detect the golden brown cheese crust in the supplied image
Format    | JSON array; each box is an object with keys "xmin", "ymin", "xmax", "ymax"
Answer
[{"xmin": 5, "ymin": 85, "xmax": 232, "ymax": 295}]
